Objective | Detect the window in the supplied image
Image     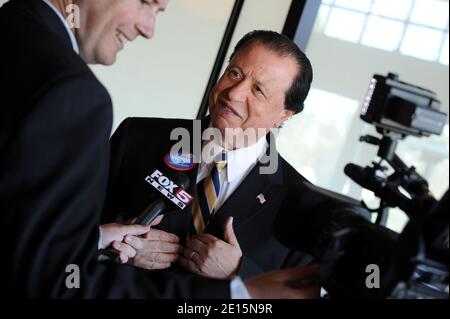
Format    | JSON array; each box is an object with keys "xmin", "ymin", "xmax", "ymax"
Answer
[
  {"xmin": 319, "ymin": 0, "xmax": 449, "ymax": 65},
  {"xmin": 278, "ymin": 0, "xmax": 449, "ymax": 234}
]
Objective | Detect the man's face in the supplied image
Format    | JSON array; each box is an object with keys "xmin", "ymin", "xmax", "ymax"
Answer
[
  {"xmin": 76, "ymin": 0, "xmax": 169, "ymax": 65},
  {"xmin": 208, "ymin": 42, "xmax": 298, "ymax": 145}
]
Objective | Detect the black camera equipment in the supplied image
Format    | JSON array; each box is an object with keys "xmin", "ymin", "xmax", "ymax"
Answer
[{"xmin": 274, "ymin": 73, "xmax": 448, "ymax": 298}]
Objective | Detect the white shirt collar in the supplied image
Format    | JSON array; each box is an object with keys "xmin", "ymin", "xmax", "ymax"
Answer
[
  {"xmin": 201, "ymin": 136, "xmax": 268, "ymax": 183},
  {"xmin": 42, "ymin": 0, "xmax": 80, "ymax": 54}
]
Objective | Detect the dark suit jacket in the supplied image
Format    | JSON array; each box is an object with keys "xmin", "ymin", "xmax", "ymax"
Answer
[
  {"xmin": 0, "ymin": 0, "xmax": 229, "ymax": 298},
  {"xmin": 102, "ymin": 117, "xmax": 313, "ymax": 279}
]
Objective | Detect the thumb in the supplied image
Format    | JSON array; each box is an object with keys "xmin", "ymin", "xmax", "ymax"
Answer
[
  {"xmin": 150, "ymin": 214, "xmax": 164, "ymax": 227},
  {"xmin": 120, "ymin": 224, "xmax": 151, "ymax": 237},
  {"xmin": 223, "ymin": 216, "xmax": 239, "ymax": 246}
]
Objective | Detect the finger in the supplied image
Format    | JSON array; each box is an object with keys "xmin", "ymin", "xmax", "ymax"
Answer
[
  {"xmin": 183, "ymin": 247, "xmax": 196, "ymax": 259},
  {"xmin": 179, "ymin": 256, "xmax": 202, "ymax": 275},
  {"xmin": 150, "ymin": 252, "xmax": 179, "ymax": 263},
  {"xmin": 112, "ymin": 241, "xmax": 137, "ymax": 259},
  {"xmin": 143, "ymin": 228, "xmax": 179, "ymax": 243},
  {"xmin": 146, "ymin": 262, "xmax": 171, "ymax": 270},
  {"xmin": 120, "ymin": 224, "xmax": 151, "ymax": 237},
  {"xmin": 129, "ymin": 258, "xmax": 171, "ymax": 270},
  {"xmin": 223, "ymin": 216, "xmax": 239, "ymax": 246},
  {"xmin": 150, "ymin": 214, "xmax": 164, "ymax": 227},
  {"xmin": 183, "ymin": 248, "xmax": 204, "ymax": 271},
  {"xmin": 155, "ymin": 241, "xmax": 183, "ymax": 254},
  {"xmin": 119, "ymin": 251, "xmax": 129, "ymax": 264},
  {"xmin": 185, "ymin": 238, "xmax": 209, "ymax": 255},
  {"xmin": 111, "ymin": 242, "xmax": 131, "ymax": 264},
  {"xmin": 124, "ymin": 235, "xmax": 144, "ymax": 250}
]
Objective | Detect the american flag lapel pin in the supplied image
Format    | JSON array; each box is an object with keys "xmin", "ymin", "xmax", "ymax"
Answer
[{"xmin": 256, "ymin": 193, "xmax": 267, "ymax": 204}]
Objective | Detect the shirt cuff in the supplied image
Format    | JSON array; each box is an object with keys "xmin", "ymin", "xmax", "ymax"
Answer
[
  {"xmin": 98, "ymin": 226, "xmax": 103, "ymax": 250},
  {"xmin": 230, "ymin": 276, "xmax": 251, "ymax": 299}
]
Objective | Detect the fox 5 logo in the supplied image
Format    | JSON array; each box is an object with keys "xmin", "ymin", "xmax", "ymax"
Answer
[{"xmin": 148, "ymin": 170, "xmax": 193, "ymax": 207}]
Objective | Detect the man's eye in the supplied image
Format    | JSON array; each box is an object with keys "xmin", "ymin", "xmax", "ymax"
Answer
[
  {"xmin": 229, "ymin": 70, "xmax": 240, "ymax": 78},
  {"xmin": 140, "ymin": 0, "xmax": 150, "ymax": 5},
  {"xmin": 255, "ymin": 86, "xmax": 265, "ymax": 96}
]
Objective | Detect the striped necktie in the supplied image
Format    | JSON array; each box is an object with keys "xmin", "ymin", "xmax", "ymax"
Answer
[{"xmin": 191, "ymin": 152, "xmax": 227, "ymax": 234}]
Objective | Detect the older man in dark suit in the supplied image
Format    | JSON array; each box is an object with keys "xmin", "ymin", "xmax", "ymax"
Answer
[{"xmin": 102, "ymin": 30, "xmax": 315, "ymax": 280}]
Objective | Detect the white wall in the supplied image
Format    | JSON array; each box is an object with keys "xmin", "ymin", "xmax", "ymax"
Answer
[{"xmin": 222, "ymin": 0, "xmax": 292, "ymax": 68}]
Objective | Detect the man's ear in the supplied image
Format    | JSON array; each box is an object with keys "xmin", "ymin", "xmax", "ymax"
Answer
[{"xmin": 276, "ymin": 109, "xmax": 294, "ymax": 127}]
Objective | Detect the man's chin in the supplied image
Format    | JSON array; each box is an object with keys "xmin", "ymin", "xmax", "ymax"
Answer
[
  {"xmin": 211, "ymin": 115, "xmax": 231, "ymax": 133},
  {"xmin": 101, "ymin": 55, "xmax": 117, "ymax": 66},
  {"xmin": 93, "ymin": 50, "xmax": 118, "ymax": 66}
]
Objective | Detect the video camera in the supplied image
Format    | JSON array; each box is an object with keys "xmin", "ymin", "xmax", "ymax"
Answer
[{"xmin": 274, "ymin": 73, "xmax": 449, "ymax": 298}]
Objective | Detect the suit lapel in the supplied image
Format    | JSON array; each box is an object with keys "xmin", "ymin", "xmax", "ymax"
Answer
[
  {"xmin": 205, "ymin": 133, "xmax": 285, "ymax": 240},
  {"xmin": 156, "ymin": 118, "xmax": 209, "ymax": 243}
]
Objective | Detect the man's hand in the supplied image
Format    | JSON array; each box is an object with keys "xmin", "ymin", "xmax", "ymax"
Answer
[
  {"xmin": 99, "ymin": 222, "xmax": 151, "ymax": 263},
  {"xmin": 244, "ymin": 265, "xmax": 320, "ymax": 299},
  {"xmin": 123, "ymin": 216, "xmax": 183, "ymax": 270},
  {"xmin": 180, "ymin": 216, "xmax": 242, "ymax": 279},
  {"xmin": 99, "ymin": 223, "xmax": 151, "ymax": 250}
]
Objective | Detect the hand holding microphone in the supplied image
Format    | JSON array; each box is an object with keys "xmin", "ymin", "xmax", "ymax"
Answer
[
  {"xmin": 99, "ymin": 218, "xmax": 160, "ymax": 264},
  {"xmin": 100, "ymin": 170, "xmax": 192, "ymax": 267}
]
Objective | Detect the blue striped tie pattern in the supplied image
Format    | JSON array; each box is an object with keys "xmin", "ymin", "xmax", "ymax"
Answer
[{"xmin": 192, "ymin": 153, "xmax": 227, "ymax": 233}]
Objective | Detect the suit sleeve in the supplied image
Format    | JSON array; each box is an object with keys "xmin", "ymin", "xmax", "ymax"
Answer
[
  {"xmin": 101, "ymin": 117, "xmax": 133, "ymax": 223},
  {"xmin": 238, "ymin": 255, "xmax": 266, "ymax": 279},
  {"xmin": 1, "ymin": 75, "xmax": 230, "ymax": 298}
]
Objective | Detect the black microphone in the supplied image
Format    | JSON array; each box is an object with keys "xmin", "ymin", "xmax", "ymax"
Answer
[
  {"xmin": 344, "ymin": 163, "xmax": 384, "ymax": 193},
  {"xmin": 101, "ymin": 171, "xmax": 191, "ymax": 262},
  {"xmin": 135, "ymin": 172, "xmax": 190, "ymax": 225}
]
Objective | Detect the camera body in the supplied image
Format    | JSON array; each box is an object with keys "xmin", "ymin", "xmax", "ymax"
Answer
[
  {"xmin": 361, "ymin": 73, "xmax": 446, "ymax": 137},
  {"xmin": 274, "ymin": 73, "xmax": 449, "ymax": 298}
]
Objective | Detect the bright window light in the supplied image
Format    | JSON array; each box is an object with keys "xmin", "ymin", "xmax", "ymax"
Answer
[
  {"xmin": 303, "ymin": 88, "xmax": 359, "ymax": 133},
  {"xmin": 371, "ymin": 0, "xmax": 413, "ymax": 20},
  {"xmin": 334, "ymin": 0, "xmax": 372, "ymax": 12},
  {"xmin": 322, "ymin": 0, "xmax": 334, "ymax": 5},
  {"xmin": 325, "ymin": 8, "xmax": 366, "ymax": 42},
  {"xmin": 400, "ymin": 25, "xmax": 443, "ymax": 61},
  {"xmin": 314, "ymin": 4, "xmax": 331, "ymax": 33},
  {"xmin": 410, "ymin": 0, "xmax": 449, "ymax": 29},
  {"xmin": 440, "ymin": 33, "xmax": 449, "ymax": 65},
  {"xmin": 361, "ymin": 16, "xmax": 404, "ymax": 51}
]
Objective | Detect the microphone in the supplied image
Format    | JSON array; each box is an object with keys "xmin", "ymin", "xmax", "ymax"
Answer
[
  {"xmin": 344, "ymin": 163, "xmax": 384, "ymax": 193},
  {"xmin": 135, "ymin": 171, "xmax": 190, "ymax": 226},
  {"xmin": 101, "ymin": 171, "xmax": 192, "ymax": 262}
]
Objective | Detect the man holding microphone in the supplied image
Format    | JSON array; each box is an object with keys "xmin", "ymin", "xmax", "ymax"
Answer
[{"xmin": 0, "ymin": 0, "xmax": 318, "ymax": 298}]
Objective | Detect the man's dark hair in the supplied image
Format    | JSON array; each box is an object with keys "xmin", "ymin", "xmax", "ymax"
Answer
[{"xmin": 230, "ymin": 30, "xmax": 313, "ymax": 114}]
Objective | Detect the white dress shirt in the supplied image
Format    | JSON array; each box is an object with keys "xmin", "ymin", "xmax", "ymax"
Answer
[
  {"xmin": 42, "ymin": 0, "xmax": 80, "ymax": 54},
  {"xmin": 197, "ymin": 136, "xmax": 268, "ymax": 212}
]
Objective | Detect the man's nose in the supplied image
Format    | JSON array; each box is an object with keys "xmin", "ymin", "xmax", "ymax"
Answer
[
  {"xmin": 226, "ymin": 81, "xmax": 248, "ymax": 102},
  {"xmin": 137, "ymin": 12, "xmax": 156, "ymax": 39}
]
